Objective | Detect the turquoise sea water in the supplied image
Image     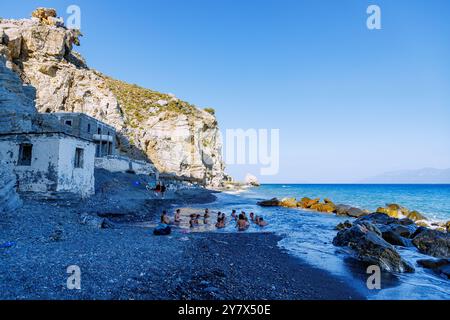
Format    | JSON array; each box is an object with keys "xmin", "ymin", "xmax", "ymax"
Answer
[{"xmin": 183, "ymin": 184, "xmax": 450, "ymax": 299}]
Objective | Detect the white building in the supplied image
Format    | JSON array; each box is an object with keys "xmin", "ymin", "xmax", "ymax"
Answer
[{"xmin": 0, "ymin": 113, "xmax": 116, "ymax": 198}]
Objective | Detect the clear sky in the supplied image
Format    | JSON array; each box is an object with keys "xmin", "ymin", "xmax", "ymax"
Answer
[{"xmin": 3, "ymin": 0, "xmax": 450, "ymax": 183}]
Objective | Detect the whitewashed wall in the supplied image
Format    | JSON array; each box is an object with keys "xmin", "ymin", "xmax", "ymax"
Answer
[
  {"xmin": 0, "ymin": 134, "xmax": 95, "ymax": 197},
  {"xmin": 57, "ymin": 136, "xmax": 96, "ymax": 197},
  {"xmin": 0, "ymin": 135, "xmax": 60, "ymax": 193},
  {"xmin": 95, "ymin": 155, "xmax": 156, "ymax": 175}
]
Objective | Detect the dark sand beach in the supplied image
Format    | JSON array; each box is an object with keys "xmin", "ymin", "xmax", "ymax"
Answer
[{"xmin": 0, "ymin": 172, "xmax": 363, "ymax": 300}]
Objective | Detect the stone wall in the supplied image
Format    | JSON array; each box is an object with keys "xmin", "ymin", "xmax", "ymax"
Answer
[{"xmin": 95, "ymin": 155, "xmax": 156, "ymax": 176}]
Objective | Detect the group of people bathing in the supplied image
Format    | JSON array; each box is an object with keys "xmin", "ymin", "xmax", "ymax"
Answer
[{"xmin": 160, "ymin": 208, "xmax": 268, "ymax": 231}]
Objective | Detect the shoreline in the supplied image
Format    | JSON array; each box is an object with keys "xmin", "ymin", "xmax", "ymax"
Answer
[{"xmin": 0, "ymin": 183, "xmax": 363, "ymax": 300}]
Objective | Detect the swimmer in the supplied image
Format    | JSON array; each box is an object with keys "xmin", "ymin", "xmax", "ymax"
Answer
[
  {"xmin": 160, "ymin": 210, "xmax": 170, "ymax": 224},
  {"xmin": 236, "ymin": 213, "xmax": 249, "ymax": 231}
]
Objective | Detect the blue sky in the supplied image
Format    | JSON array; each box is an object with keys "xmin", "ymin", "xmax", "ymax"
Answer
[{"xmin": 3, "ymin": 0, "xmax": 450, "ymax": 182}]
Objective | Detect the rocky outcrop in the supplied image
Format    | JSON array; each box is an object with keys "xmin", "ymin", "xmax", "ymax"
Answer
[
  {"xmin": 257, "ymin": 196, "xmax": 369, "ymax": 217},
  {"xmin": 0, "ymin": 55, "xmax": 36, "ymax": 134},
  {"xmin": 333, "ymin": 212, "xmax": 449, "ymax": 270},
  {"xmin": 244, "ymin": 173, "xmax": 260, "ymax": 187},
  {"xmin": 376, "ymin": 204, "xmax": 427, "ymax": 222},
  {"xmin": 412, "ymin": 229, "xmax": 450, "ymax": 258},
  {"xmin": 335, "ymin": 220, "xmax": 353, "ymax": 231},
  {"xmin": 279, "ymin": 197, "xmax": 298, "ymax": 208},
  {"xmin": 256, "ymin": 198, "xmax": 280, "ymax": 207},
  {"xmin": 0, "ymin": 164, "xmax": 22, "ymax": 214},
  {"xmin": 333, "ymin": 222, "xmax": 415, "ymax": 273},
  {"xmin": 354, "ymin": 213, "xmax": 417, "ymax": 247},
  {"xmin": 417, "ymin": 259, "xmax": 450, "ymax": 279},
  {"xmin": 0, "ymin": 9, "xmax": 227, "ymax": 187}
]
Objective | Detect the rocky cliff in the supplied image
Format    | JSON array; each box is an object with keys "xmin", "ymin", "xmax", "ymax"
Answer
[{"xmin": 0, "ymin": 9, "xmax": 226, "ymax": 187}]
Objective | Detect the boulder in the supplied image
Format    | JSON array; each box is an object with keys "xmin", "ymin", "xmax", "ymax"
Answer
[
  {"xmin": 410, "ymin": 226, "xmax": 427, "ymax": 239},
  {"xmin": 333, "ymin": 223, "xmax": 414, "ymax": 273},
  {"xmin": 377, "ymin": 223, "xmax": 417, "ymax": 238},
  {"xmin": 257, "ymin": 198, "xmax": 280, "ymax": 207},
  {"xmin": 412, "ymin": 229, "xmax": 450, "ymax": 258},
  {"xmin": 347, "ymin": 207, "xmax": 368, "ymax": 218},
  {"xmin": 279, "ymin": 197, "xmax": 298, "ymax": 208},
  {"xmin": 355, "ymin": 213, "xmax": 417, "ymax": 247},
  {"xmin": 415, "ymin": 220, "xmax": 431, "ymax": 228},
  {"xmin": 376, "ymin": 206, "xmax": 401, "ymax": 218},
  {"xmin": 31, "ymin": 8, "xmax": 58, "ymax": 25},
  {"xmin": 79, "ymin": 213, "xmax": 113, "ymax": 229},
  {"xmin": 357, "ymin": 212, "xmax": 398, "ymax": 225},
  {"xmin": 335, "ymin": 204, "xmax": 352, "ymax": 216},
  {"xmin": 380, "ymin": 230, "xmax": 410, "ymax": 247},
  {"xmin": 376, "ymin": 204, "xmax": 409, "ymax": 219},
  {"xmin": 297, "ymin": 197, "xmax": 311, "ymax": 208},
  {"xmin": 335, "ymin": 220, "xmax": 353, "ymax": 231},
  {"xmin": 398, "ymin": 218, "xmax": 415, "ymax": 226},
  {"xmin": 244, "ymin": 173, "xmax": 260, "ymax": 187},
  {"xmin": 417, "ymin": 258, "xmax": 450, "ymax": 279},
  {"xmin": 446, "ymin": 221, "xmax": 450, "ymax": 233},
  {"xmin": 407, "ymin": 210, "xmax": 427, "ymax": 222},
  {"xmin": 324, "ymin": 198, "xmax": 333, "ymax": 204},
  {"xmin": 309, "ymin": 201, "xmax": 336, "ymax": 213},
  {"xmin": 306, "ymin": 198, "xmax": 320, "ymax": 208}
]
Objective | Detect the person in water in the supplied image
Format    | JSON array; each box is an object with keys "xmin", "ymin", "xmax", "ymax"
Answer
[
  {"xmin": 231, "ymin": 209, "xmax": 237, "ymax": 220},
  {"xmin": 174, "ymin": 209, "xmax": 181, "ymax": 223},
  {"xmin": 255, "ymin": 216, "xmax": 268, "ymax": 227},
  {"xmin": 204, "ymin": 209, "xmax": 210, "ymax": 218},
  {"xmin": 215, "ymin": 214, "xmax": 226, "ymax": 229},
  {"xmin": 241, "ymin": 211, "xmax": 249, "ymax": 222},
  {"xmin": 203, "ymin": 211, "xmax": 210, "ymax": 224},
  {"xmin": 195, "ymin": 214, "xmax": 201, "ymax": 225},
  {"xmin": 189, "ymin": 216, "xmax": 195, "ymax": 228},
  {"xmin": 236, "ymin": 213, "xmax": 249, "ymax": 231},
  {"xmin": 249, "ymin": 212, "xmax": 255, "ymax": 221},
  {"xmin": 161, "ymin": 210, "xmax": 170, "ymax": 224}
]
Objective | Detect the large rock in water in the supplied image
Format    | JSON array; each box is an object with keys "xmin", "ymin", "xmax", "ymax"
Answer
[
  {"xmin": 0, "ymin": 164, "xmax": 22, "ymax": 214},
  {"xmin": 333, "ymin": 223, "xmax": 415, "ymax": 273},
  {"xmin": 0, "ymin": 9, "xmax": 227, "ymax": 187},
  {"xmin": 334, "ymin": 204, "xmax": 367, "ymax": 218},
  {"xmin": 257, "ymin": 198, "xmax": 280, "ymax": 207},
  {"xmin": 417, "ymin": 259, "xmax": 450, "ymax": 279},
  {"xmin": 412, "ymin": 229, "xmax": 450, "ymax": 258},
  {"xmin": 279, "ymin": 197, "xmax": 298, "ymax": 208},
  {"xmin": 244, "ymin": 173, "xmax": 260, "ymax": 186},
  {"xmin": 353, "ymin": 213, "xmax": 417, "ymax": 247}
]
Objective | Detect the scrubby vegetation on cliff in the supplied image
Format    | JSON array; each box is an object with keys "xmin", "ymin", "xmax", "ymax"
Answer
[{"xmin": 104, "ymin": 77, "xmax": 197, "ymax": 127}]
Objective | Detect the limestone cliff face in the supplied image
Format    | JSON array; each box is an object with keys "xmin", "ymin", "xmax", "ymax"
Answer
[{"xmin": 0, "ymin": 11, "xmax": 226, "ymax": 186}]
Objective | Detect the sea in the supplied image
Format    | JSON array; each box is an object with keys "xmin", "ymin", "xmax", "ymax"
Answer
[{"xmin": 183, "ymin": 184, "xmax": 450, "ymax": 300}]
